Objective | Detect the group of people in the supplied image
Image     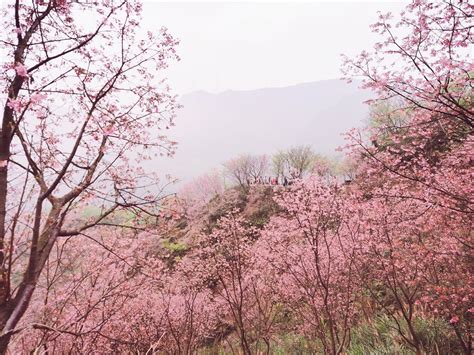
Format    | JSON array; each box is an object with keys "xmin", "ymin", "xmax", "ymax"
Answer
[{"xmin": 248, "ymin": 175, "xmax": 295, "ymax": 187}]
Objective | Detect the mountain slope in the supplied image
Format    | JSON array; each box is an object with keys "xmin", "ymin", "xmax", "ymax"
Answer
[{"xmin": 156, "ymin": 79, "xmax": 371, "ymax": 184}]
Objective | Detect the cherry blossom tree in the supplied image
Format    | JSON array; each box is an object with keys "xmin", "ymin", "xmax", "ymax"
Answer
[
  {"xmin": 342, "ymin": 0, "xmax": 473, "ymax": 129},
  {"xmin": 152, "ymin": 278, "xmax": 218, "ymax": 354},
  {"xmin": 0, "ymin": 0, "xmax": 469, "ymax": 352},
  {"xmin": 0, "ymin": 0, "xmax": 179, "ymax": 349},
  {"xmin": 7, "ymin": 228, "xmax": 164, "ymax": 353},
  {"xmin": 349, "ymin": 190, "xmax": 472, "ymax": 354},
  {"xmin": 342, "ymin": 0, "xmax": 473, "ymax": 352},
  {"xmin": 342, "ymin": 0, "xmax": 473, "ymax": 214},
  {"xmin": 7, "ymin": 222, "xmax": 220, "ymax": 353},
  {"xmin": 193, "ymin": 211, "xmax": 260, "ymax": 354},
  {"xmin": 178, "ymin": 170, "xmax": 225, "ymax": 218},
  {"xmin": 260, "ymin": 178, "xmax": 359, "ymax": 354}
]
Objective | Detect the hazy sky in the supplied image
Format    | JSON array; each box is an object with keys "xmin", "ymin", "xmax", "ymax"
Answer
[{"xmin": 142, "ymin": 1, "xmax": 407, "ymax": 95}]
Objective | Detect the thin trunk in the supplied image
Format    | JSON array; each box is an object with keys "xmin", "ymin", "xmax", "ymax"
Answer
[
  {"xmin": 0, "ymin": 100, "xmax": 15, "ymax": 308},
  {"xmin": 453, "ymin": 325, "xmax": 471, "ymax": 355},
  {"xmin": 0, "ymin": 166, "xmax": 8, "ymax": 307},
  {"xmin": 0, "ymin": 213, "xmax": 61, "ymax": 354}
]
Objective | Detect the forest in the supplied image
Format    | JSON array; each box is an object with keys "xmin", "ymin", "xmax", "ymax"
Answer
[{"xmin": 0, "ymin": 0, "xmax": 472, "ymax": 354}]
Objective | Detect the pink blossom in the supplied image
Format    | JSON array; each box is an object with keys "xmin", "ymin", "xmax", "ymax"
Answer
[
  {"xmin": 7, "ymin": 98, "xmax": 22, "ymax": 112},
  {"xmin": 30, "ymin": 92, "xmax": 47, "ymax": 104},
  {"xmin": 103, "ymin": 125, "xmax": 115, "ymax": 136},
  {"xmin": 14, "ymin": 63, "xmax": 29, "ymax": 78},
  {"xmin": 449, "ymin": 315, "xmax": 459, "ymax": 324}
]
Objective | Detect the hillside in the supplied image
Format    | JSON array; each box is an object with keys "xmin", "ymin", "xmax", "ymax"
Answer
[{"xmin": 158, "ymin": 185, "xmax": 278, "ymax": 261}]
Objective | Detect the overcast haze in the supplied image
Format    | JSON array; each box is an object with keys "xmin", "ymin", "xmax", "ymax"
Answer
[
  {"xmin": 142, "ymin": 2, "xmax": 408, "ymax": 184},
  {"xmin": 154, "ymin": 79, "xmax": 372, "ymax": 185},
  {"xmin": 143, "ymin": 1, "xmax": 406, "ymax": 95}
]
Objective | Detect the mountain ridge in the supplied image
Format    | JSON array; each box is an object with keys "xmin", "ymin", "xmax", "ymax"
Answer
[{"xmin": 155, "ymin": 79, "xmax": 372, "ymax": 185}]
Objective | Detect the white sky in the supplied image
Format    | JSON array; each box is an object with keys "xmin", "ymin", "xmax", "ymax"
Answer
[{"xmin": 142, "ymin": 1, "xmax": 407, "ymax": 95}]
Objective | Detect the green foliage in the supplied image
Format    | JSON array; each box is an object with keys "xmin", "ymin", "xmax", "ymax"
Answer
[
  {"xmin": 81, "ymin": 206, "xmax": 148, "ymax": 227},
  {"xmin": 161, "ymin": 238, "xmax": 188, "ymax": 257},
  {"xmin": 412, "ymin": 317, "xmax": 461, "ymax": 354},
  {"xmin": 348, "ymin": 315, "xmax": 462, "ymax": 355},
  {"xmin": 198, "ymin": 315, "xmax": 463, "ymax": 355},
  {"xmin": 271, "ymin": 145, "xmax": 318, "ymax": 179},
  {"xmin": 349, "ymin": 315, "xmax": 412, "ymax": 355},
  {"xmin": 366, "ymin": 100, "xmax": 410, "ymax": 150},
  {"xmin": 81, "ymin": 206, "xmax": 102, "ymax": 219},
  {"xmin": 271, "ymin": 333, "xmax": 319, "ymax": 355},
  {"xmin": 248, "ymin": 214, "xmax": 269, "ymax": 228}
]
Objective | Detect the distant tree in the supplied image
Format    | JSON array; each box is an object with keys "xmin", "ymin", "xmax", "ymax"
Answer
[
  {"xmin": 247, "ymin": 155, "xmax": 269, "ymax": 183},
  {"xmin": 179, "ymin": 171, "xmax": 225, "ymax": 217},
  {"xmin": 272, "ymin": 145, "xmax": 317, "ymax": 180},
  {"xmin": 223, "ymin": 154, "xmax": 269, "ymax": 189},
  {"xmin": 368, "ymin": 99, "xmax": 408, "ymax": 132},
  {"xmin": 309, "ymin": 155, "xmax": 344, "ymax": 179},
  {"xmin": 271, "ymin": 151, "xmax": 287, "ymax": 181},
  {"xmin": 286, "ymin": 146, "xmax": 316, "ymax": 178}
]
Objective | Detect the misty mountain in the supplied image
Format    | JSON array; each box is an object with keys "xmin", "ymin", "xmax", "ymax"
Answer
[{"xmin": 155, "ymin": 79, "xmax": 372, "ymax": 185}]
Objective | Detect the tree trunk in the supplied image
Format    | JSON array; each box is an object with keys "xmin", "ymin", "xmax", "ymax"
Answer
[
  {"xmin": 0, "ymin": 283, "xmax": 36, "ymax": 354},
  {"xmin": 0, "ymin": 102, "xmax": 14, "ymax": 308},
  {"xmin": 0, "ymin": 166, "xmax": 8, "ymax": 308},
  {"xmin": 0, "ymin": 215, "xmax": 60, "ymax": 353}
]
